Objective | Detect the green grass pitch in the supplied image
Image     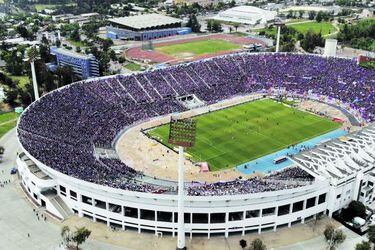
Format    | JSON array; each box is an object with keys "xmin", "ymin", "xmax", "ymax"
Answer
[
  {"xmin": 147, "ymin": 99, "xmax": 340, "ymax": 171},
  {"xmin": 155, "ymin": 39, "xmax": 241, "ymax": 58},
  {"xmin": 288, "ymin": 21, "xmax": 336, "ymax": 36}
]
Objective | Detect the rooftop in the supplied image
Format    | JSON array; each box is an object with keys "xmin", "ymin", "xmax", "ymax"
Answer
[
  {"xmin": 108, "ymin": 13, "xmax": 182, "ymax": 30},
  {"xmin": 50, "ymin": 47, "xmax": 95, "ymax": 60},
  {"xmin": 213, "ymin": 6, "xmax": 277, "ymax": 25}
]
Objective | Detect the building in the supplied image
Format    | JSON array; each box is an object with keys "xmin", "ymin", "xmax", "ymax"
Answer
[
  {"xmin": 212, "ymin": 6, "xmax": 277, "ymax": 25},
  {"xmin": 280, "ymin": 6, "xmax": 342, "ymax": 16},
  {"xmin": 172, "ymin": 0, "xmax": 217, "ymax": 6},
  {"xmin": 50, "ymin": 47, "xmax": 99, "ymax": 79},
  {"xmin": 51, "ymin": 13, "xmax": 99, "ymax": 26},
  {"xmin": 292, "ymin": 126, "xmax": 375, "ymax": 216},
  {"xmin": 360, "ymin": 9, "xmax": 374, "ymax": 18},
  {"xmin": 107, "ymin": 14, "xmax": 191, "ymax": 41}
]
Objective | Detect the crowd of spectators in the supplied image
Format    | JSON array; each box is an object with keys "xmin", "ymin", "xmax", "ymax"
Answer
[
  {"xmin": 188, "ymin": 167, "xmax": 314, "ymax": 196},
  {"xmin": 265, "ymin": 167, "xmax": 314, "ymax": 182},
  {"xmin": 17, "ymin": 53, "xmax": 375, "ymax": 196}
]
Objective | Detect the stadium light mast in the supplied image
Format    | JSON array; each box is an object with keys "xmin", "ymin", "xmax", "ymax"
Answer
[
  {"xmin": 274, "ymin": 21, "xmax": 285, "ymax": 53},
  {"xmin": 168, "ymin": 117, "xmax": 197, "ymax": 250},
  {"xmin": 24, "ymin": 45, "xmax": 40, "ymax": 100}
]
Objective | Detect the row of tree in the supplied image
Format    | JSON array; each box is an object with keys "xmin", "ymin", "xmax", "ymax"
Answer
[
  {"xmin": 259, "ymin": 25, "xmax": 324, "ymax": 53},
  {"xmin": 337, "ymin": 19, "xmax": 375, "ymax": 52}
]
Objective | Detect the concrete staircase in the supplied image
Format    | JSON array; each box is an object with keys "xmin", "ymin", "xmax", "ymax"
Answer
[{"xmin": 48, "ymin": 195, "xmax": 73, "ymax": 220}]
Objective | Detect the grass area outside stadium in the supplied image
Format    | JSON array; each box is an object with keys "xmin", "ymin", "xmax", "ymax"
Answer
[
  {"xmin": 288, "ymin": 21, "xmax": 336, "ymax": 36},
  {"xmin": 256, "ymin": 21, "xmax": 336, "ymax": 37},
  {"xmin": 33, "ymin": 3, "xmax": 76, "ymax": 11},
  {"xmin": 0, "ymin": 112, "xmax": 19, "ymax": 139},
  {"xmin": 147, "ymin": 99, "xmax": 340, "ymax": 171},
  {"xmin": 124, "ymin": 62, "xmax": 142, "ymax": 71},
  {"xmin": 155, "ymin": 39, "xmax": 241, "ymax": 58}
]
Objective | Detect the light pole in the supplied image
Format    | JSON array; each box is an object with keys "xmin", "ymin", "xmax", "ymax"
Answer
[
  {"xmin": 168, "ymin": 117, "xmax": 197, "ymax": 250},
  {"xmin": 25, "ymin": 45, "xmax": 40, "ymax": 100},
  {"xmin": 274, "ymin": 21, "xmax": 285, "ymax": 53}
]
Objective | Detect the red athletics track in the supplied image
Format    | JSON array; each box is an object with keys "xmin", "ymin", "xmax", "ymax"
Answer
[{"xmin": 125, "ymin": 34, "xmax": 267, "ymax": 64}]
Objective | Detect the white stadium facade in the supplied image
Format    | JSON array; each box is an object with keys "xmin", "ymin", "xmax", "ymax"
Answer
[{"xmin": 16, "ymin": 52, "xmax": 375, "ymax": 238}]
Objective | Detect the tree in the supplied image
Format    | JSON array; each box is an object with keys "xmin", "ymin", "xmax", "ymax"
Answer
[
  {"xmin": 55, "ymin": 66, "xmax": 76, "ymax": 87},
  {"xmin": 239, "ymin": 239, "xmax": 247, "ymax": 249},
  {"xmin": 56, "ymin": 39, "xmax": 61, "ymax": 47},
  {"xmin": 72, "ymin": 227, "xmax": 91, "ymax": 250},
  {"xmin": 3, "ymin": 48, "xmax": 25, "ymax": 76},
  {"xmin": 61, "ymin": 225, "xmax": 72, "ymax": 247},
  {"xmin": 98, "ymin": 38, "xmax": 114, "ymax": 52},
  {"xmin": 324, "ymin": 224, "xmax": 346, "ymax": 250},
  {"xmin": 316, "ymin": 11, "xmax": 323, "ymax": 22},
  {"xmin": 211, "ymin": 20, "xmax": 223, "ymax": 33},
  {"xmin": 186, "ymin": 14, "xmax": 201, "ymax": 33},
  {"xmin": 16, "ymin": 25, "xmax": 32, "ymax": 40},
  {"xmin": 0, "ymin": 22, "xmax": 7, "ymax": 40},
  {"xmin": 70, "ymin": 28, "xmax": 81, "ymax": 42},
  {"xmin": 355, "ymin": 241, "xmax": 371, "ymax": 250},
  {"xmin": 308, "ymin": 10, "xmax": 316, "ymax": 20},
  {"xmin": 367, "ymin": 225, "xmax": 375, "ymax": 244},
  {"xmin": 287, "ymin": 10, "xmax": 294, "ymax": 19},
  {"xmin": 341, "ymin": 201, "xmax": 366, "ymax": 222},
  {"xmin": 82, "ymin": 22, "xmax": 100, "ymax": 38},
  {"xmin": 39, "ymin": 44, "xmax": 53, "ymax": 63},
  {"xmin": 300, "ymin": 30, "xmax": 324, "ymax": 52},
  {"xmin": 298, "ymin": 10, "xmax": 304, "ymax": 19},
  {"xmin": 207, "ymin": 20, "xmax": 213, "ymax": 31},
  {"xmin": 337, "ymin": 19, "xmax": 375, "ymax": 51},
  {"xmin": 249, "ymin": 238, "xmax": 267, "ymax": 250},
  {"xmin": 229, "ymin": 0, "xmax": 235, "ymax": 7},
  {"xmin": 233, "ymin": 23, "xmax": 240, "ymax": 32}
]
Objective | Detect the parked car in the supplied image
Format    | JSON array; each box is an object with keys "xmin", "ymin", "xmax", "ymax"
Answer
[{"xmin": 353, "ymin": 217, "xmax": 366, "ymax": 228}]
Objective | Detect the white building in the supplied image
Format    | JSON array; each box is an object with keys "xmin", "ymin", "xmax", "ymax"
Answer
[
  {"xmin": 212, "ymin": 6, "xmax": 277, "ymax": 25},
  {"xmin": 292, "ymin": 125, "xmax": 375, "ymax": 215}
]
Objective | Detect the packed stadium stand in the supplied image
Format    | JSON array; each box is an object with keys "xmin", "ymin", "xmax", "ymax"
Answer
[{"xmin": 16, "ymin": 53, "xmax": 375, "ymax": 237}]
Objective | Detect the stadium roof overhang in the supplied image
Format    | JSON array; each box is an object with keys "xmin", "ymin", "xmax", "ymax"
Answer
[{"xmin": 291, "ymin": 125, "xmax": 375, "ymax": 184}]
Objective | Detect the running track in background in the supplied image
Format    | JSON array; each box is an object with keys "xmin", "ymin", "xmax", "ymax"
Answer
[{"xmin": 125, "ymin": 34, "xmax": 267, "ymax": 64}]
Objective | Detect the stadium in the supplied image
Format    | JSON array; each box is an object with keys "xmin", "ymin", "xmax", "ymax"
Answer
[{"xmin": 16, "ymin": 52, "xmax": 375, "ymax": 239}]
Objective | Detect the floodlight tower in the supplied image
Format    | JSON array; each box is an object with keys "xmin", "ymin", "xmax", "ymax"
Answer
[
  {"xmin": 168, "ymin": 117, "xmax": 197, "ymax": 250},
  {"xmin": 274, "ymin": 20, "xmax": 285, "ymax": 53},
  {"xmin": 25, "ymin": 45, "xmax": 40, "ymax": 100}
]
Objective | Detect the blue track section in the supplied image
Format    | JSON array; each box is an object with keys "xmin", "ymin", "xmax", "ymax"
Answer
[{"xmin": 236, "ymin": 129, "xmax": 348, "ymax": 174}]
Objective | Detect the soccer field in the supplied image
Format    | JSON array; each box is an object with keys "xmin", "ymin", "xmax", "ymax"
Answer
[
  {"xmin": 147, "ymin": 99, "xmax": 340, "ymax": 171},
  {"xmin": 288, "ymin": 21, "xmax": 336, "ymax": 36},
  {"xmin": 155, "ymin": 39, "xmax": 241, "ymax": 58}
]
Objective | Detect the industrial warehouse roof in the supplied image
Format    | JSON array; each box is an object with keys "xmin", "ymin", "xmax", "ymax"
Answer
[
  {"xmin": 213, "ymin": 6, "xmax": 277, "ymax": 25},
  {"xmin": 292, "ymin": 125, "xmax": 375, "ymax": 183},
  {"xmin": 108, "ymin": 14, "xmax": 182, "ymax": 30}
]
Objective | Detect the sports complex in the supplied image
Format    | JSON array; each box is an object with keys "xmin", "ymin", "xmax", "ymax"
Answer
[
  {"xmin": 16, "ymin": 52, "xmax": 375, "ymax": 239},
  {"xmin": 125, "ymin": 34, "xmax": 267, "ymax": 64}
]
